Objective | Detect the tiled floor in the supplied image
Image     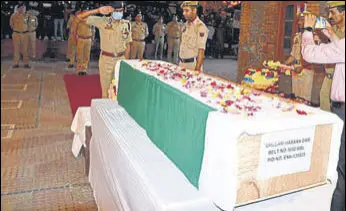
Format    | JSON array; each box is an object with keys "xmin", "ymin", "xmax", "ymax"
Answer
[{"xmin": 1, "ymin": 59, "xmax": 98, "ymax": 210}]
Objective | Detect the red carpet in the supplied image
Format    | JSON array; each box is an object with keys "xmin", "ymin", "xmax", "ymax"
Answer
[{"xmin": 64, "ymin": 74, "xmax": 102, "ymax": 117}]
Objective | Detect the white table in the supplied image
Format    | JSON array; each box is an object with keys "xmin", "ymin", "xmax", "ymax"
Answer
[
  {"xmin": 83, "ymin": 99, "xmax": 337, "ymax": 211},
  {"xmin": 89, "ymin": 99, "xmax": 218, "ymax": 211}
]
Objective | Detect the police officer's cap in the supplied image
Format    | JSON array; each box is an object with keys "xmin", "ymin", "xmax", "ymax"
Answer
[
  {"xmin": 180, "ymin": 1, "xmax": 199, "ymax": 9},
  {"xmin": 109, "ymin": 1, "xmax": 124, "ymax": 9},
  {"xmin": 327, "ymin": 1, "xmax": 345, "ymax": 8},
  {"xmin": 136, "ymin": 13, "xmax": 142, "ymax": 18}
]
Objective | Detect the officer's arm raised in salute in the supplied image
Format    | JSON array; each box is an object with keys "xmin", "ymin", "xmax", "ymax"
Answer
[
  {"xmin": 76, "ymin": 6, "xmax": 114, "ymax": 21},
  {"xmin": 76, "ymin": 5, "xmax": 131, "ymax": 59}
]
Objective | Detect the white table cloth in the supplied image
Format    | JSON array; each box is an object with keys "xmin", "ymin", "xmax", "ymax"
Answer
[
  {"xmin": 89, "ymin": 99, "xmax": 218, "ymax": 211},
  {"xmin": 71, "ymin": 107, "xmax": 91, "ymax": 157},
  {"xmin": 72, "ymin": 99, "xmax": 340, "ymax": 211}
]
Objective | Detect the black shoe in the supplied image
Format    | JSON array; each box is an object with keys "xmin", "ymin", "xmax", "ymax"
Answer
[
  {"xmin": 78, "ymin": 72, "xmax": 87, "ymax": 76},
  {"xmin": 68, "ymin": 64, "xmax": 74, "ymax": 68},
  {"xmin": 12, "ymin": 65, "xmax": 19, "ymax": 68},
  {"xmin": 24, "ymin": 65, "xmax": 31, "ymax": 69}
]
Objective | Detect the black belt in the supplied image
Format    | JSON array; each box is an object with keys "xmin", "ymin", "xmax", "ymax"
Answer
[
  {"xmin": 331, "ymin": 101, "xmax": 344, "ymax": 108},
  {"xmin": 179, "ymin": 57, "xmax": 195, "ymax": 63},
  {"xmin": 14, "ymin": 30, "xmax": 28, "ymax": 34},
  {"xmin": 133, "ymin": 39, "xmax": 145, "ymax": 42},
  {"xmin": 168, "ymin": 36, "xmax": 180, "ymax": 39}
]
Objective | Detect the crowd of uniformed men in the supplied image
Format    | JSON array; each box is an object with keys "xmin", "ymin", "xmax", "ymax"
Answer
[
  {"xmin": 6, "ymin": 1, "xmax": 209, "ymax": 97},
  {"xmin": 6, "ymin": 1, "xmax": 208, "ymax": 76}
]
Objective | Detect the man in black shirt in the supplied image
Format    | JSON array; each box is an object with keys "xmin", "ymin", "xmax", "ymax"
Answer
[
  {"xmin": 1, "ymin": 1, "xmax": 14, "ymax": 39},
  {"xmin": 53, "ymin": 2, "xmax": 65, "ymax": 40},
  {"xmin": 40, "ymin": 1, "xmax": 53, "ymax": 40}
]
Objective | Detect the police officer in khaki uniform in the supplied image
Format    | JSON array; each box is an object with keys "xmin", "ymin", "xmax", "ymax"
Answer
[
  {"xmin": 320, "ymin": 1, "xmax": 345, "ymax": 112},
  {"xmin": 27, "ymin": 9, "xmax": 38, "ymax": 59},
  {"xmin": 166, "ymin": 15, "xmax": 182, "ymax": 64},
  {"xmin": 75, "ymin": 7, "xmax": 95, "ymax": 76},
  {"xmin": 77, "ymin": 1, "xmax": 131, "ymax": 98},
  {"xmin": 131, "ymin": 13, "xmax": 148, "ymax": 59},
  {"xmin": 10, "ymin": 5, "xmax": 30, "ymax": 68},
  {"xmin": 179, "ymin": 1, "xmax": 208, "ymax": 72},
  {"xmin": 153, "ymin": 16, "xmax": 166, "ymax": 60},
  {"xmin": 66, "ymin": 11, "xmax": 79, "ymax": 68},
  {"xmin": 284, "ymin": 14, "xmax": 313, "ymax": 101}
]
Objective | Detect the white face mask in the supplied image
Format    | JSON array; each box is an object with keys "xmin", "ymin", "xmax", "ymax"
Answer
[{"xmin": 112, "ymin": 11, "xmax": 123, "ymax": 20}]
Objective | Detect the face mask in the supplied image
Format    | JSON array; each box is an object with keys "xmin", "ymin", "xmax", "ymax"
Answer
[{"xmin": 112, "ymin": 11, "xmax": 123, "ymax": 20}]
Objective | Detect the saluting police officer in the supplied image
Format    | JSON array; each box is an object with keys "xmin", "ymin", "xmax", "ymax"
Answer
[
  {"xmin": 77, "ymin": 1, "xmax": 132, "ymax": 98},
  {"xmin": 10, "ymin": 4, "xmax": 31, "ymax": 68},
  {"xmin": 179, "ymin": 1, "xmax": 208, "ymax": 72}
]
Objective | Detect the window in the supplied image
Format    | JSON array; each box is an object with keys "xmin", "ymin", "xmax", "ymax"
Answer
[
  {"xmin": 277, "ymin": 2, "xmax": 305, "ymax": 61},
  {"xmin": 283, "ymin": 5, "xmax": 295, "ymax": 54}
]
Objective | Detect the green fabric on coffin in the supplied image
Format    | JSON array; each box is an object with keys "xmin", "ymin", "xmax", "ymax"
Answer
[{"xmin": 117, "ymin": 61, "xmax": 216, "ymax": 188}]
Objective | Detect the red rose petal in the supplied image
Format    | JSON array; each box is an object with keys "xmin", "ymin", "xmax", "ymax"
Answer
[
  {"xmin": 227, "ymin": 84, "xmax": 234, "ymax": 89},
  {"xmin": 243, "ymin": 96, "xmax": 252, "ymax": 101},
  {"xmin": 225, "ymin": 100, "xmax": 234, "ymax": 106},
  {"xmin": 235, "ymin": 104, "xmax": 242, "ymax": 110},
  {"xmin": 296, "ymin": 109, "xmax": 307, "ymax": 115}
]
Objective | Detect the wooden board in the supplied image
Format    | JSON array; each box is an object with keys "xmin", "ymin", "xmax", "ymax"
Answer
[{"xmin": 235, "ymin": 124, "xmax": 333, "ymax": 205}]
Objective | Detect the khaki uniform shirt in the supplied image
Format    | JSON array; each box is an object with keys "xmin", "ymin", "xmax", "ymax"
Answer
[
  {"xmin": 10, "ymin": 12, "xmax": 29, "ymax": 32},
  {"xmin": 290, "ymin": 32, "xmax": 302, "ymax": 65},
  {"xmin": 166, "ymin": 21, "xmax": 182, "ymax": 38},
  {"xmin": 67, "ymin": 14, "xmax": 75, "ymax": 31},
  {"xmin": 153, "ymin": 22, "xmax": 166, "ymax": 38},
  {"xmin": 86, "ymin": 16, "xmax": 132, "ymax": 54},
  {"xmin": 67, "ymin": 15, "xmax": 79, "ymax": 36},
  {"xmin": 76, "ymin": 16, "xmax": 95, "ymax": 38},
  {"xmin": 131, "ymin": 21, "xmax": 148, "ymax": 40},
  {"xmin": 67, "ymin": 15, "xmax": 79, "ymax": 44},
  {"xmin": 179, "ymin": 17, "xmax": 208, "ymax": 59}
]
